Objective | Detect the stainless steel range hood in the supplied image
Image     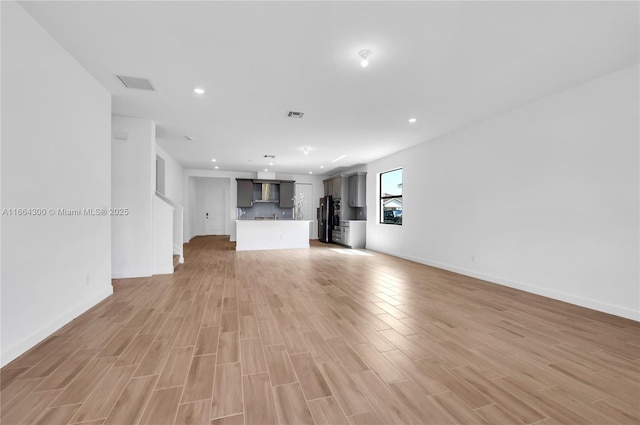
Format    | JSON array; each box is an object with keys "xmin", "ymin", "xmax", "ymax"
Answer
[{"xmin": 254, "ymin": 182, "xmax": 278, "ymax": 202}]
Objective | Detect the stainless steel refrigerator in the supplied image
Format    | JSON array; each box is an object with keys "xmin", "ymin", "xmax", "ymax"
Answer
[{"xmin": 318, "ymin": 196, "xmax": 332, "ymax": 242}]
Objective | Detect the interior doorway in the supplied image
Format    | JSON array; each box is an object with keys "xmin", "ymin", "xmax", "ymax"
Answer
[
  {"xmin": 188, "ymin": 177, "xmax": 230, "ymax": 240},
  {"xmin": 204, "ymin": 186, "xmax": 225, "ymax": 235}
]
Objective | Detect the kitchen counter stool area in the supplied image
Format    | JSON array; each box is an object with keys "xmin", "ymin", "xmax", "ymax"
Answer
[{"xmin": 235, "ymin": 220, "xmax": 312, "ymax": 251}]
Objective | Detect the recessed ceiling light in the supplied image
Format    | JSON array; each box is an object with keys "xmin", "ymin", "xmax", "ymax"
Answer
[
  {"xmin": 194, "ymin": 87, "xmax": 205, "ymax": 94},
  {"xmin": 331, "ymin": 154, "xmax": 347, "ymax": 163},
  {"xmin": 309, "ymin": 171, "xmax": 313, "ymax": 174},
  {"xmin": 185, "ymin": 136, "xmax": 194, "ymax": 141},
  {"xmin": 408, "ymin": 117, "xmax": 417, "ymax": 123},
  {"xmin": 211, "ymin": 158, "xmax": 217, "ymax": 162},
  {"xmin": 359, "ymin": 49, "xmax": 371, "ymax": 67},
  {"xmin": 269, "ymin": 162, "xmax": 274, "ymax": 166},
  {"xmin": 303, "ymin": 148, "xmax": 309, "ymax": 155},
  {"xmin": 214, "ymin": 166, "xmax": 219, "ymax": 169},
  {"xmin": 264, "ymin": 168, "xmax": 268, "ymax": 172},
  {"xmin": 320, "ymin": 165, "xmax": 324, "ymax": 169}
]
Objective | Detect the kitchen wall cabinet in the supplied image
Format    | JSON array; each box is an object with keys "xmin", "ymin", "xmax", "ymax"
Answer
[
  {"xmin": 348, "ymin": 172, "xmax": 366, "ymax": 207},
  {"xmin": 324, "ymin": 179, "xmax": 333, "ymax": 198},
  {"xmin": 236, "ymin": 179, "xmax": 253, "ymax": 207},
  {"xmin": 332, "ymin": 177, "xmax": 342, "ymax": 199},
  {"xmin": 279, "ymin": 181, "xmax": 294, "ymax": 208},
  {"xmin": 323, "ymin": 175, "xmax": 349, "ymax": 200}
]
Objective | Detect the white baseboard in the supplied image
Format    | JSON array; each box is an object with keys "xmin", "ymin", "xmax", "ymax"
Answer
[
  {"xmin": 112, "ymin": 271, "xmax": 152, "ymax": 279},
  {"xmin": 154, "ymin": 268, "xmax": 174, "ymax": 275},
  {"xmin": 370, "ymin": 247, "xmax": 640, "ymax": 322},
  {"xmin": 1, "ymin": 286, "xmax": 113, "ymax": 367}
]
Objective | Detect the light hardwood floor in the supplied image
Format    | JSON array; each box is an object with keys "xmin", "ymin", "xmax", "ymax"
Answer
[{"xmin": 2, "ymin": 235, "xmax": 639, "ymax": 425}]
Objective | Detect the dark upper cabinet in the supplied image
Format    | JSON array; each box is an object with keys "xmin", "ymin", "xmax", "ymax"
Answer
[
  {"xmin": 236, "ymin": 179, "xmax": 253, "ymax": 207},
  {"xmin": 348, "ymin": 172, "xmax": 366, "ymax": 207},
  {"xmin": 332, "ymin": 177, "xmax": 342, "ymax": 199},
  {"xmin": 279, "ymin": 181, "xmax": 295, "ymax": 208}
]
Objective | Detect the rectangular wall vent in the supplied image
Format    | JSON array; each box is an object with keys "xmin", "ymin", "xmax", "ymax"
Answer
[
  {"xmin": 116, "ymin": 75, "xmax": 155, "ymax": 91},
  {"xmin": 287, "ymin": 111, "xmax": 304, "ymax": 118}
]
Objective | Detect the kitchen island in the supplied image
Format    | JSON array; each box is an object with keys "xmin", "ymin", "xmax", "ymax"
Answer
[{"xmin": 235, "ymin": 220, "xmax": 312, "ymax": 251}]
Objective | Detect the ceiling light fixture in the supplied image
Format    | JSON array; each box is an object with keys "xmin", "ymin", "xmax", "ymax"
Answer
[
  {"xmin": 309, "ymin": 171, "xmax": 313, "ymax": 174},
  {"xmin": 359, "ymin": 49, "xmax": 371, "ymax": 68},
  {"xmin": 214, "ymin": 166, "xmax": 219, "ymax": 169},
  {"xmin": 211, "ymin": 158, "xmax": 217, "ymax": 162},
  {"xmin": 269, "ymin": 162, "xmax": 274, "ymax": 166},
  {"xmin": 331, "ymin": 154, "xmax": 347, "ymax": 163},
  {"xmin": 320, "ymin": 165, "xmax": 324, "ymax": 169},
  {"xmin": 264, "ymin": 168, "xmax": 268, "ymax": 172},
  {"xmin": 194, "ymin": 87, "xmax": 205, "ymax": 94},
  {"xmin": 408, "ymin": 117, "xmax": 417, "ymax": 123},
  {"xmin": 303, "ymin": 148, "xmax": 309, "ymax": 155}
]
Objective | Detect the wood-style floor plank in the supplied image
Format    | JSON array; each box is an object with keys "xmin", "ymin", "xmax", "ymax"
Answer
[
  {"xmin": 156, "ymin": 345, "xmax": 194, "ymax": 389},
  {"xmin": 307, "ymin": 396, "xmax": 350, "ymax": 425},
  {"xmin": 243, "ymin": 372, "xmax": 278, "ymax": 425},
  {"xmin": 240, "ymin": 338, "xmax": 267, "ymax": 375},
  {"xmin": 103, "ymin": 374, "xmax": 158, "ymax": 425},
  {"xmin": 273, "ymin": 383, "xmax": 315, "ymax": 425},
  {"xmin": 70, "ymin": 364, "xmax": 137, "ymax": 423},
  {"xmin": 182, "ymin": 354, "xmax": 216, "ymax": 403},
  {"xmin": 174, "ymin": 400, "xmax": 211, "ymax": 425},
  {"xmin": 319, "ymin": 361, "xmax": 372, "ymax": 417},
  {"xmin": 289, "ymin": 352, "xmax": 332, "ymax": 401},
  {"xmin": 264, "ymin": 344, "xmax": 297, "ymax": 386},
  {"xmin": 139, "ymin": 386, "xmax": 183, "ymax": 425},
  {"xmin": 1, "ymin": 236, "xmax": 638, "ymax": 425},
  {"xmin": 33, "ymin": 403, "xmax": 82, "ymax": 425},
  {"xmin": 210, "ymin": 362, "xmax": 243, "ymax": 419}
]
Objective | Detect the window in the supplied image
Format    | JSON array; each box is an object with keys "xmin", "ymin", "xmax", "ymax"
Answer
[{"xmin": 380, "ymin": 168, "xmax": 402, "ymax": 225}]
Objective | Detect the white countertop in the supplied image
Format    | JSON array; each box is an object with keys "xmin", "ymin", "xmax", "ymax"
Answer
[{"xmin": 236, "ymin": 219, "xmax": 312, "ymax": 222}]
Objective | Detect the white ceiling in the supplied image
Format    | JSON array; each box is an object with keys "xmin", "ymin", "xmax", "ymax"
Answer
[{"xmin": 19, "ymin": 1, "xmax": 639, "ymax": 176}]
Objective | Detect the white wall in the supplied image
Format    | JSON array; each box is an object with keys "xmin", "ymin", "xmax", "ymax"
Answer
[
  {"xmin": 1, "ymin": 1, "xmax": 112, "ymax": 365},
  {"xmin": 111, "ymin": 116, "xmax": 155, "ymax": 278},
  {"xmin": 365, "ymin": 64, "xmax": 639, "ymax": 321},
  {"xmin": 152, "ymin": 195, "xmax": 174, "ymax": 274},
  {"xmin": 286, "ymin": 173, "xmax": 322, "ymax": 239},
  {"xmin": 156, "ymin": 144, "xmax": 184, "ymax": 206}
]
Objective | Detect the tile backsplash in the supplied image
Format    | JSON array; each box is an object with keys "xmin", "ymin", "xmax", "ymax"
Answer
[{"xmin": 237, "ymin": 202, "xmax": 293, "ymax": 220}]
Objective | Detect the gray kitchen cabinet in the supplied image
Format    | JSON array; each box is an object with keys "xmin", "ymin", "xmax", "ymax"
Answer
[
  {"xmin": 324, "ymin": 179, "xmax": 333, "ymax": 198},
  {"xmin": 279, "ymin": 181, "xmax": 295, "ymax": 208},
  {"xmin": 236, "ymin": 179, "xmax": 253, "ymax": 207},
  {"xmin": 332, "ymin": 177, "xmax": 342, "ymax": 199},
  {"xmin": 348, "ymin": 172, "xmax": 366, "ymax": 207}
]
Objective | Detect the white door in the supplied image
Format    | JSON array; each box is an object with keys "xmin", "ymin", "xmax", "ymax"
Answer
[
  {"xmin": 295, "ymin": 183, "xmax": 314, "ymax": 238},
  {"xmin": 204, "ymin": 186, "xmax": 225, "ymax": 235}
]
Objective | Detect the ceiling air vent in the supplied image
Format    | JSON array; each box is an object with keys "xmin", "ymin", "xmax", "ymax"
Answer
[
  {"xmin": 116, "ymin": 75, "xmax": 155, "ymax": 91},
  {"xmin": 287, "ymin": 111, "xmax": 304, "ymax": 118}
]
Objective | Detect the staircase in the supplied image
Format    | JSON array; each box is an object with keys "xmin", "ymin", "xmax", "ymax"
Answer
[
  {"xmin": 153, "ymin": 192, "xmax": 185, "ymax": 275},
  {"xmin": 173, "ymin": 254, "xmax": 181, "ymax": 271}
]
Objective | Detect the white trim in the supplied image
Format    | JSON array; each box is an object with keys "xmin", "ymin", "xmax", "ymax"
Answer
[
  {"xmin": 1, "ymin": 287, "xmax": 113, "ymax": 367},
  {"xmin": 370, "ymin": 247, "xmax": 640, "ymax": 322},
  {"xmin": 112, "ymin": 271, "xmax": 152, "ymax": 279}
]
